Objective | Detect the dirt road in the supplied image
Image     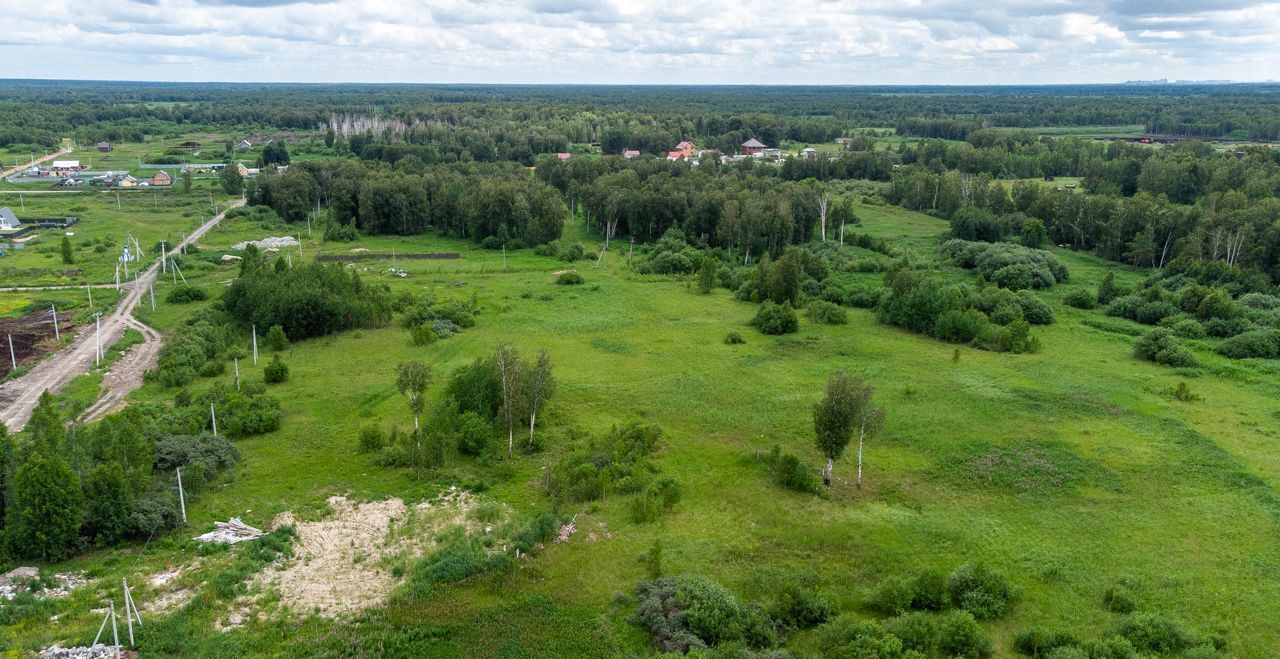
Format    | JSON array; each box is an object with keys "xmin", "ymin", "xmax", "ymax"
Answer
[
  {"xmin": 0, "ymin": 147, "xmax": 73, "ymax": 179},
  {"xmin": 0, "ymin": 199, "xmax": 245, "ymax": 431}
]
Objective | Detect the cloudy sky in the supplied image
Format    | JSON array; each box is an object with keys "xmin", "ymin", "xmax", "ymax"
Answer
[{"xmin": 2, "ymin": 0, "xmax": 1277, "ymax": 84}]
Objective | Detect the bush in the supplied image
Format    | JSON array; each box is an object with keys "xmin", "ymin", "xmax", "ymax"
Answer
[
  {"xmin": 818, "ymin": 615, "xmax": 905, "ymax": 658},
  {"xmin": 752, "ymin": 301, "xmax": 799, "ymax": 335},
  {"xmin": 452, "ymin": 411, "xmax": 493, "ymax": 456},
  {"xmin": 631, "ymin": 477, "xmax": 682, "ymax": 523},
  {"xmin": 1215, "ymin": 329, "xmax": 1280, "ymax": 359},
  {"xmin": 768, "ymin": 446, "xmax": 820, "ymax": 494},
  {"xmin": 805, "ymin": 300, "xmax": 848, "ymax": 324},
  {"xmin": 166, "ymin": 285, "xmax": 208, "ymax": 303},
  {"xmin": 885, "ymin": 612, "xmax": 939, "ymax": 654},
  {"xmin": 1133, "ymin": 328, "xmax": 1196, "ymax": 367},
  {"xmin": 1103, "ymin": 583, "xmax": 1137, "ymax": 614},
  {"xmin": 632, "ymin": 576, "xmax": 749, "ymax": 652},
  {"xmin": 946, "ymin": 563, "xmax": 1015, "ymax": 620},
  {"xmin": 938, "ymin": 611, "xmax": 992, "ymax": 659},
  {"xmin": 1135, "ymin": 301, "xmax": 1179, "ymax": 325},
  {"xmin": 911, "ymin": 570, "xmax": 948, "ymax": 611},
  {"xmin": 869, "ymin": 576, "xmax": 917, "ymax": 616},
  {"xmin": 723, "ymin": 331, "xmax": 746, "ymax": 345},
  {"xmin": 265, "ymin": 324, "xmax": 287, "ymax": 351},
  {"xmin": 556, "ymin": 271, "xmax": 584, "ymax": 285},
  {"xmin": 263, "ymin": 354, "xmax": 289, "ymax": 383},
  {"xmin": 770, "ymin": 583, "xmax": 835, "ymax": 631},
  {"xmin": 410, "ymin": 323, "xmax": 438, "ymax": 345},
  {"xmin": 357, "ymin": 425, "xmax": 385, "ymax": 453},
  {"xmin": 1118, "ymin": 613, "xmax": 1197, "ymax": 655},
  {"xmin": 934, "ymin": 309, "xmax": 990, "ymax": 343},
  {"xmin": 844, "ymin": 284, "xmax": 886, "ymax": 309},
  {"xmin": 1014, "ymin": 627, "xmax": 1081, "ymax": 656},
  {"xmin": 1063, "ymin": 289, "xmax": 1098, "ymax": 309},
  {"xmin": 1168, "ymin": 318, "xmax": 1207, "ymax": 339},
  {"xmin": 1014, "ymin": 290, "xmax": 1055, "ymax": 325}
]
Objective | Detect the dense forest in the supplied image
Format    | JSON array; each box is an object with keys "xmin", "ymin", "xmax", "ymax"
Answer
[{"xmin": 3, "ymin": 81, "xmax": 1280, "ymax": 151}]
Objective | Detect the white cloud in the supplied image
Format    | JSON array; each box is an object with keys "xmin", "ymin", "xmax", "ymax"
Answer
[{"xmin": 0, "ymin": 0, "xmax": 1276, "ymax": 83}]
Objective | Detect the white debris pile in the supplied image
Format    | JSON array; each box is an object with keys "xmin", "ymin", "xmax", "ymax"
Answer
[
  {"xmin": 40, "ymin": 645, "xmax": 136, "ymax": 659},
  {"xmin": 232, "ymin": 236, "xmax": 300, "ymax": 251},
  {"xmin": 194, "ymin": 517, "xmax": 265, "ymax": 544},
  {"xmin": 0, "ymin": 567, "xmax": 86, "ymax": 600},
  {"xmin": 386, "ymin": 268, "xmax": 408, "ymax": 278},
  {"xmin": 555, "ymin": 516, "xmax": 577, "ymax": 543}
]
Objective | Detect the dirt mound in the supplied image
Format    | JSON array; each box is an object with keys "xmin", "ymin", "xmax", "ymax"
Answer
[
  {"xmin": 248, "ymin": 491, "xmax": 479, "ymax": 618},
  {"xmin": 0, "ymin": 310, "xmax": 70, "ymax": 378}
]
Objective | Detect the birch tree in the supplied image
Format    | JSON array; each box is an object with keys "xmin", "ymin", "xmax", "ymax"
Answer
[
  {"xmin": 813, "ymin": 370, "xmax": 880, "ymax": 488},
  {"xmin": 495, "ymin": 342, "xmax": 524, "ymax": 458},
  {"xmin": 522, "ymin": 349, "xmax": 556, "ymax": 447},
  {"xmin": 395, "ymin": 360, "xmax": 432, "ymax": 431}
]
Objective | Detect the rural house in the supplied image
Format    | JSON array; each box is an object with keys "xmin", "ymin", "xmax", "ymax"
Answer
[
  {"xmin": 239, "ymin": 139, "xmax": 252, "ymax": 148},
  {"xmin": 96, "ymin": 141, "xmax": 112, "ymax": 152},
  {"xmin": 118, "ymin": 175, "xmax": 138, "ymax": 188},
  {"xmin": 623, "ymin": 149, "xmax": 640, "ymax": 158},
  {"xmin": 556, "ymin": 152, "xmax": 571, "ymax": 160},
  {"xmin": 740, "ymin": 138, "xmax": 766, "ymax": 156},
  {"xmin": 673, "ymin": 140, "xmax": 696, "ymax": 158},
  {"xmin": 178, "ymin": 141, "xmax": 202, "ymax": 149},
  {"xmin": 0, "ymin": 207, "xmax": 21, "ymax": 230},
  {"xmin": 152, "ymin": 171, "xmax": 172, "ymax": 186},
  {"xmin": 50, "ymin": 160, "xmax": 83, "ymax": 175}
]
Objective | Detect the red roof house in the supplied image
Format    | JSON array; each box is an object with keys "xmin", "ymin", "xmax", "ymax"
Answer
[
  {"xmin": 740, "ymin": 138, "xmax": 766, "ymax": 156},
  {"xmin": 555, "ymin": 152, "xmax": 571, "ymax": 160},
  {"xmin": 673, "ymin": 141, "xmax": 696, "ymax": 158}
]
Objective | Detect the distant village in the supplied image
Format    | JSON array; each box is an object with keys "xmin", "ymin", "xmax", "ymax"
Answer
[{"xmin": 4, "ymin": 139, "xmax": 267, "ymax": 189}]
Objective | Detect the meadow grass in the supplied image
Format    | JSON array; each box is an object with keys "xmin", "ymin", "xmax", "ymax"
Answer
[{"xmin": 6, "ymin": 203, "xmax": 1280, "ymax": 656}]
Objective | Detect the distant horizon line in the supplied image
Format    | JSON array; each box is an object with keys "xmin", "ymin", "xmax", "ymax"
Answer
[{"xmin": 2, "ymin": 78, "xmax": 1278, "ymax": 88}]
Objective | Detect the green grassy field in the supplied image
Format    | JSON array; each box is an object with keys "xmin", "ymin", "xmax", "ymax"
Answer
[
  {"xmin": 4, "ymin": 202, "xmax": 1280, "ymax": 657},
  {"xmin": 0, "ymin": 189, "xmax": 239, "ymax": 286}
]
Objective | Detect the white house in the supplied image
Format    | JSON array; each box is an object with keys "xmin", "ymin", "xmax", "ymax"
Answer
[{"xmin": 0, "ymin": 207, "xmax": 21, "ymax": 230}]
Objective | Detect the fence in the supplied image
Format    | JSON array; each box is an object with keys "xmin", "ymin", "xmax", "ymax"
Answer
[{"xmin": 315, "ymin": 252, "xmax": 461, "ymax": 262}]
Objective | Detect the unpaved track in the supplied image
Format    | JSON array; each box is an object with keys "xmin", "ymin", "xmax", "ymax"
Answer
[
  {"xmin": 78, "ymin": 317, "xmax": 162, "ymax": 423},
  {"xmin": 0, "ymin": 199, "xmax": 245, "ymax": 431},
  {"xmin": 0, "ymin": 146, "xmax": 72, "ymax": 179}
]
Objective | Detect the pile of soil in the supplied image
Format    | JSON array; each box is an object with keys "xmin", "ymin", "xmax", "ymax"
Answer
[{"xmin": 0, "ymin": 309, "xmax": 70, "ymax": 378}]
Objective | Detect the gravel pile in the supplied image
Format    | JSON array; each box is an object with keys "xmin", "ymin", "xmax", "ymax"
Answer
[{"xmin": 232, "ymin": 236, "xmax": 300, "ymax": 250}]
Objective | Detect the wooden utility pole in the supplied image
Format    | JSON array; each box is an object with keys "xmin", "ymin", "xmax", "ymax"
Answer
[{"xmin": 50, "ymin": 305, "xmax": 59, "ymax": 341}]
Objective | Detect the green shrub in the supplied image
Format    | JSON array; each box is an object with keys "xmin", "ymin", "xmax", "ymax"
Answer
[
  {"xmin": 263, "ymin": 354, "xmax": 289, "ymax": 383},
  {"xmin": 556, "ymin": 271, "xmax": 584, "ymax": 285},
  {"xmin": 1118, "ymin": 613, "xmax": 1197, "ymax": 655},
  {"xmin": 1014, "ymin": 290, "xmax": 1055, "ymax": 325},
  {"xmin": 1014, "ymin": 627, "xmax": 1081, "ymax": 656},
  {"xmin": 946, "ymin": 562, "xmax": 1015, "ymax": 620},
  {"xmin": 723, "ymin": 331, "xmax": 746, "ymax": 345},
  {"xmin": 818, "ymin": 615, "xmax": 906, "ymax": 659},
  {"xmin": 357, "ymin": 425, "xmax": 386, "ymax": 453},
  {"xmin": 938, "ymin": 611, "xmax": 993, "ymax": 659},
  {"xmin": 632, "ymin": 477, "xmax": 682, "ymax": 523},
  {"xmin": 844, "ymin": 284, "xmax": 886, "ymax": 309},
  {"xmin": 1168, "ymin": 318, "xmax": 1207, "ymax": 339},
  {"xmin": 410, "ymin": 323, "xmax": 438, "ymax": 345},
  {"xmin": 631, "ymin": 576, "xmax": 750, "ymax": 652},
  {"xmin": 885, "ymin": 612, "xmax": 939, "ymax": 654},
  {"xmin": 1063, "ymin": 289, "xmax": 1098, "ymax": 309},
  {"xmin": 934, "ymin": 309, "xmax": 990, "ymax": 343},
  {"xmin": 910, "ymin": 569, "xmax": 948, "ymax": 611},
  {"xmin": 805, "ymin": 300, "xmax": 848, "ymax": 324},
  {"xmin": 1103, "ymin": 583, "xmax": 1137, "ymax": 614},
  {"xmin": 166, "ymin": 285, "xmax": 208, "ymax": 303},
  {"xmin": 770, "ymin": 583, "xmax": 835, "ymax": 631},
  {"xmin": 768, "ymin": 446, "xmax": 820, "ymax": 494},
  {"xmin": 870, "ymin": 576, "xmax": 917, "ymax": 616},
  {"xmin": 1215, "ymin": 328, "xmax": 1280, "ymax": 359},
  {"xmin": 265, "ymin": 324, "xmax": 288, "ymax": 351},
  {"xmin": 752, "ymin": 301, "xmax": 799, "ymax": 335},
  {"xmin": 1132, "ymin": 328, "xmax": 1196, "ymax": 367}
]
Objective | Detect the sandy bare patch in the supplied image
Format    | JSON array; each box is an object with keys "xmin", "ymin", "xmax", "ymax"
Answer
[{"xmin": 249, "ymin": 490, "xmax": 481, "ymax": 618}]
